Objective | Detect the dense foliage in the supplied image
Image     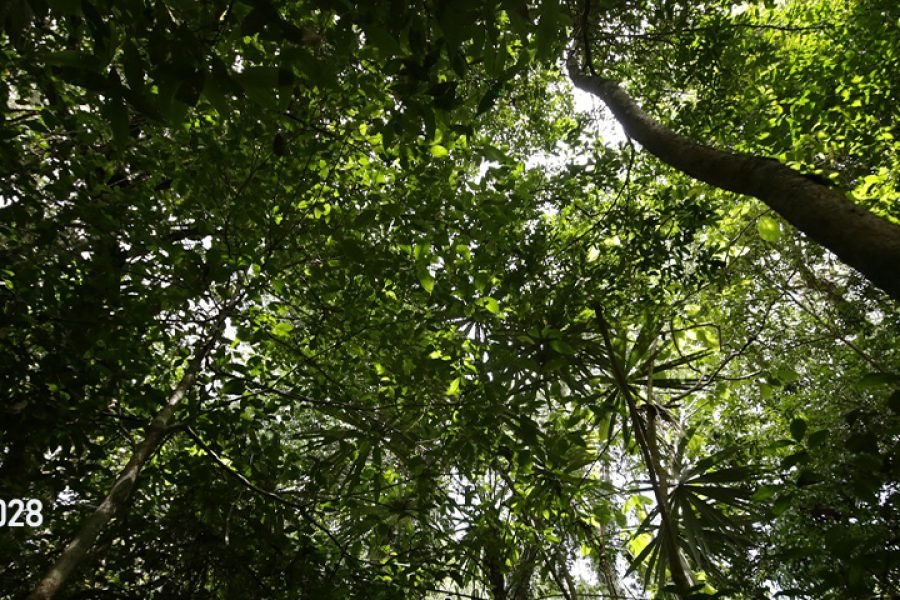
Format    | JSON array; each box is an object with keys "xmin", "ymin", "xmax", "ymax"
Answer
[{"xmin": 1, "ymin": 0, "xmax": 898, "ymax": 598}]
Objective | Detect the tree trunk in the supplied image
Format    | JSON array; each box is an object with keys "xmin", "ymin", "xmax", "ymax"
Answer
[
  {"xmin": 569, "ymin": 69, "xmax": 900, "ymax": 301},
  {"xmin": 29, "ymin": 325, "xmax": 223, "ymax": 599}
]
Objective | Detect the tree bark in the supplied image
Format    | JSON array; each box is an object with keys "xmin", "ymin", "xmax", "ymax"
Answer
[
  {"xmin": 569, "ymin": 68, "xmax": 900, "ymax": 301},
  {"xmin": 29, "ymin": 324, "xmax": 223, "ymax": 600}
]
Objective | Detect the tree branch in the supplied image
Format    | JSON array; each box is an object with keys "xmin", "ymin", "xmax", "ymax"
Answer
[{"xmin": 568, "ymin": 16, "xmax": 900, "ymax": 301}]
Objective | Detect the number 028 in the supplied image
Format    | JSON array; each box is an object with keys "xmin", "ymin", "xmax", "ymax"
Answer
[{"xmin": 0, "ymin": 499, "xmax": 44, "ymax": 527}]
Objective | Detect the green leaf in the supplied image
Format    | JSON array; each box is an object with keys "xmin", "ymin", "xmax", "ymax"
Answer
[
  {"xmin": 549, "ymin": 339, "xmax": 575, "ymax": 355},
  {"xmin": 221, "ymin": 380, "xmax": 245, "ymax": 396},
  {"xmin": 807, "ymin": 429, "xmax": 830, "ymax": 447},
  {"xmin": 757, "ymin": 215, "xmax": 782, "ymax": 242},
  {"xmin": 363, "ymin": 24, "xmax": 402, "ymax": 56},
  {"xmin": 446, "ymin": 377, "xmax": 461, "ymax": 396},
  {"xmin": 690, "ymin": 466, "xmax": 755, "ymax": 484},
  {"xmin": 429, "ymin": 144, "xmax": 449, "ymax": 157},
  {"xmin": 889, "ymin": 390, "xmax": 900, "ymax": 414},
  {"xmin": 122, "ymin": 41, "xmax": 144, "ymax": 91},
  {"xmin": 772, "ymin": 493, "xmax": 794, "ymax": 516},
  {"xmin": 418, "ymin": 272, "xmax": 435, "ymax": 293},
  {"xmin": 789, "ymin": 417, "xmax": 807, "ymax": 442},
  {"xmin": 476, "ymin": 83, "xmax": 503, "ymax": 115},
  {"xmin": 854, "ymin": 372, "xmax": 900, "ymax": 388},
  {"xmin": 687, "ymin": 484, "xmax": 750, "ymax": 505},
  {"xmin": 272, "ymin": 321, "xmax": 293, "ymax": 338},
  {"xmin": 796, "ymin": 469, "xmax": 823, "ymax": 487},
  {"xmin": 535, "ymin": 0, "xmax": 561, "ymax": 61},
  {"xmin": 751, "ymin": 485, "xmax": 777, "ymax": 502},
  {"xmin": 103, "ymin": 96, "xmax": 129, "ymax": 149},
  {"xmin": 781, "ymin": 450, "xmax": 808, "ymax": 469},
  {"xmin": 480, "ymin": 297, "xmax": 501, "ymax": 314},
  {"xmin": 235, "ymin": 66, "xmax": 279, "ymax": 108}
]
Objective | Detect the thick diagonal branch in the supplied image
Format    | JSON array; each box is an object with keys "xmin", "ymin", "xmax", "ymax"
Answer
[
  {"xmin": 29, "ymin": 315, "xmax": 226, "ymax": 600},
  {"xmin": 569, "ymin": 66, "xmax": 900, "ymax": 301}
]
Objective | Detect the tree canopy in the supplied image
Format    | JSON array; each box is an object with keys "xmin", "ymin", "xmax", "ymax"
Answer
[{"xmin": 1, "ymin": 0, "xmax": 898, "ymax": 598}]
